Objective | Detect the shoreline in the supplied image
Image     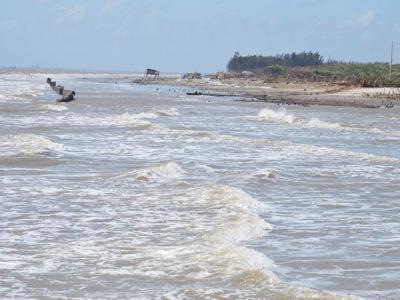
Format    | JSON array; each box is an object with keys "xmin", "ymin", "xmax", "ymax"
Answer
[{"xmin": 133, "ymin": 77, "xmax": 400, "ymax": 108}]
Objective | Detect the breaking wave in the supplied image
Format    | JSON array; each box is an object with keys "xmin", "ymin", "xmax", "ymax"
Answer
[
  {"xmin": 257, "ymin": 108, "xmax": 342, "ymax": 129},
  {"xmin": 258, "ymin": 108, "xmax": 295, "ymax": 124},
  {"xmin": 88, "ymin": 109, "xmax": 178, "ymax": 128},
  {"xmin": 257, "ymin": 108, "xmax": 383, "ymax": 133},
  {"xmin": 105, "ymin": 113, "xmax": 158, "ymax": 128},
  {"xmin": 0, "ymin": 76, "xmax": 45, "ymax": 103},
  {"xmin": 68, "ymin": 112, "xmax": 161, "ymax": 129},
  {"xmin": 0, "ymin": 109, "xmax": 175, "ymax": 133},
  {"xmin": 101, "ymin": 185, "xmax": 274, "ymax": 281},
  {"xmin": 110, "ymin": 162, "xmax": 187, "ymax": 181},
  {"xmin": 103, "ymin": 184, "xmax": 354, "ymax": 299},
  {"xmin": 132, "ymin": 112, "xmax": 159, "ymax": 119},
  {"xmin": 200, "ymin": 185, "xmax": 271, "ymax": 242},
  {"xmin": 0, "ymin": 134, "xmax": 64, "ymax": 156}
]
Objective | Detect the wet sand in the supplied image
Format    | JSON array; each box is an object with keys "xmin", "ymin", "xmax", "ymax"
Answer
[{"xmin": 133, "ymin": 77, "xmax": 400, "ymax": 108}]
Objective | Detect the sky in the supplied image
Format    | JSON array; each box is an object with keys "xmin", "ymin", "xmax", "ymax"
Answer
[{"xmin": 1, "ymin": 0, "xmax": 399, "ymax": 73}]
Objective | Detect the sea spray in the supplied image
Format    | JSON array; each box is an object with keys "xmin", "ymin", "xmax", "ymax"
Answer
[{"xmin": 258, "ymin": 108, "xmax": 295, "ymax": 124}]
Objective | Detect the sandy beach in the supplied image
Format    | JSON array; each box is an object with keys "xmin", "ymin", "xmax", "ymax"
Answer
[{"xmin": 134, "ymin": 76, "xmax": 400, "ymax": 108}]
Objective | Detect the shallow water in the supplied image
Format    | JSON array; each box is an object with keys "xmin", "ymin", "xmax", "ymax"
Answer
[{"xmin": 1, "ymin": 72, "xmax": 399, "ymax": 299}]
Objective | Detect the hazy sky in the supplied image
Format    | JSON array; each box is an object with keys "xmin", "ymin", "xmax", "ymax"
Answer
[{"xmin": 1, "ymin": 0, "xmax": 399, "ymax": 72}]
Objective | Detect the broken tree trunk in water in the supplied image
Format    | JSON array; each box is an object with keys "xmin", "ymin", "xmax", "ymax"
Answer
[{"xmin": 46, "ymin": 77, "xmax": 76, "ymax": 102}]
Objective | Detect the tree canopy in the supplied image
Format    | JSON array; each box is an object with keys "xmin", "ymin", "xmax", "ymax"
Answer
[{"xmin": 227, "ymin": 51, "xmax": 324, "ymax": 72}]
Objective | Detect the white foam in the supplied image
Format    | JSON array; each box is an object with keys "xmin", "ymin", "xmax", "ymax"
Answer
[
  {"xmin": 42, "ymin": 104, "xmax": 69, "ymax": 112},
  {"xmin": 158, "ymin": 285, "xmax": 358, "ymax": 300},
  {"xmin": 0, "ymin": 75, "xmax": 45, "ymax": 103},
  {"xmin": 306, "ymin": 117, "xmax": 342, "ymax": 130},
  {"xmin": 284, "ymin": 141, "xmax": 400, "ymax": 163},
  {"xmin": 134, "ymin": 112, "xmax": 159, "ymax": 119},
  {"xmin": 305, "ymin": 118, "xmax": 381, "ymax": 133},
  {"xmin": 100, "ymin": 184, "xmax": 276, "ymax": 284},
  {"xmin": 17, "ymin": 112, "xmax": 160, "ymax": 129},
  {"xmin": 104, "ymin": 112, "xmax": 155, "ymax": 126},
  {"xmin": 258, "ymin": 108, "xmax": 295, "ymax": 124},
  {"xmin": 310, "ymin": 164, "xmax": 388, "ymax": 179},
  {"xmin": 0, "ymin": 134, "xmax": 64, "ymax": 156},
  {"xmin": 257, "ymin": 108, "xmax": 342, "ymax": 130},
  {"xmin": 68, "ymin": 112, "xmax": 160, "ymax": 129},
  {"xmin": 198, "ymin": 184, "xmax": 267, "ymax": 212}
]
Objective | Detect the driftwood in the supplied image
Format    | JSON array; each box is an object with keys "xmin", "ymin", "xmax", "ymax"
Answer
[
  {"xmin": 46, "ymin": 78, "xmax": 75, "ymax": 102},
  {"xmin": 186, "ymin": 91, "xmax": 240, "ymax": 97}
]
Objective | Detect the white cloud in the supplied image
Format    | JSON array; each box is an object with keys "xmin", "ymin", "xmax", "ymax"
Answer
[
  {"xmin": 99, "ymin": 0, "xmax": 128, "ymax": 15},
  {"xmin": 352, "ymin": 10, "xmax": 376, "ymax": 27},
  {"xmin": 56, "ymin": 5, "xmax": 86, "ymax": 25}
]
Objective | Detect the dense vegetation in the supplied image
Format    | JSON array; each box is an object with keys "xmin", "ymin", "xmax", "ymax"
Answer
[
  {"xmin": 227, "ymin": 51, "xmax": 324, "ymax": 71},
  {"xmin": 227, "ymin": 52, "xmax": 400, "ymax": 87}
]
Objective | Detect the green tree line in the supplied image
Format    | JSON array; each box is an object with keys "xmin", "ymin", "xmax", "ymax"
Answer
[{"xmin": 227, "ymin": 51, "xmax": 324, "ymax": 72}]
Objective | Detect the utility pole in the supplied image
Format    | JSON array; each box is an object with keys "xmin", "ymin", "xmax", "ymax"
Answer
[{"xmin": 390, "ymin": 41, "xmax": 394, "ymax": 80}]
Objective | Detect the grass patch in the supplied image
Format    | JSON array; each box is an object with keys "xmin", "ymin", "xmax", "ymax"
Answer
[{"xmin": 253, "ymin": 64, "xmax": 400, "ymax": 87}]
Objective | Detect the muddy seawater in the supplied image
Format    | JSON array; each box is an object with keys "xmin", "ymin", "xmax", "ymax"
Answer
[{"xmin": 1, "ymin": 71, "xmax": 399, "ymax": 299}]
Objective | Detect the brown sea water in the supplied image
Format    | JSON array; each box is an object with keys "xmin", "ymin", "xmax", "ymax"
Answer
[{"xmin": 1, "ymin": 71, "xmax": 399, "ymax": 299}]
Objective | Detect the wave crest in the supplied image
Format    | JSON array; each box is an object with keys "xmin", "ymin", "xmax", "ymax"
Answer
[
  {"xmin": 94, "ymin": 112, "xmax": 160, "ymax": 129},
  {"xmin": 0, "ymin": 134, "xmax": 64, "ymax": 156},
  {"xmin": 110, "ymin": 162, "xmax": 186, "ymax": 181},
  {"xmin": 306, "ymin": 117, "xmax": 342, "ymax": 129},
  {"xmin": 199, "ymin": 185, "xmax": 271, "ymax": 242},
  {"xmin": 258, "ymin": 108, "xmax": 295, "ymax": 124},
  {"xmin": 257, "ymin": 108, "xmax": 382, "ymax": 134}
]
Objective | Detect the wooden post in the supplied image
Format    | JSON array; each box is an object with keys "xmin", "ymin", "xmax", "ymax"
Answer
[{"xmin": 390, "ymin": 41, "xmax": 394, "ymax": 81}]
